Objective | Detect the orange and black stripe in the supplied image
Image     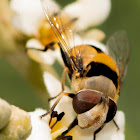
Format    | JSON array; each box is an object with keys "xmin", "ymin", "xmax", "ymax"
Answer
[{"xmin": 61, "ymin": 45, "xmax": 119, "ymax": 89}]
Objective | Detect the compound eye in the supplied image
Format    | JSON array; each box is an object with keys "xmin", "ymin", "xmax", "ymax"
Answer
[
  {"xmin": 105, "ymin": 99, "xmax": 117, "ymax": 123},
  {"xmin": 72, "ymin": 90, "xmax": 101, "ymax": 114}
]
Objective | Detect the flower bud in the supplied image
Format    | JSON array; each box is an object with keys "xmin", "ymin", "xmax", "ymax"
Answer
[
  {"xmin": 0, "ymin": 105, "xmax": 32, "ymax": 140},
  {"xmin": 0, "ymin": 98, "xmax": 11, "ymax": 130}
]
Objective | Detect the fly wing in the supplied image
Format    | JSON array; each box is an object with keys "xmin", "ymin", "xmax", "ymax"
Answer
[
  {"xmin": 40, "ymin": 0, "xmax": 80, "ymax": 72},
  {"xmin": 40, "ymin": 0, "xmax": 74, "ymax": 56},
  {"xmin": 106, "ymin": 31, "xmax": 130, "ymax": 87}
]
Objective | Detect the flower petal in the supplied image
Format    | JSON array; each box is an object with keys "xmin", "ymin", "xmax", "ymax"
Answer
[
  {"xmin": 51, "ymin": 126, "xmax": 67, "ymax": 139},
  {"xmin": 64, "ymin": 0, "xmax": 111, "ymax": 30},
  {"xmin": 74, "ymin": 38, "xmax": 109, "ymax": 54},
  {"xmin": 43, "ymin": 72, "xmax": 62, "ymax": 98},
  {"xmin": 26, "ymin": 39, "xmax": 63, "ymax": 65},
  {"xmin": 10, "ymin": 0, "xmax": 60, "ymax": 36},
  {"xmin": 27, "ymin": 109, "xmax": 52, "ymax": 140},
  {"xmin": 96, "ymin": 111, "xmax": 125, "ymax": 140},
  {"xmin": 84, "ymin": 29, "xmax": 106, "ymax": 42}
]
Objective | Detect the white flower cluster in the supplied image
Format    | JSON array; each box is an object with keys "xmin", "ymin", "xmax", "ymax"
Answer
[
  {"xmin": 10, "ymin": 0, "xmax": 111, "ymax": 66},
  {"xmin": 0, "ymin": 99, "xmax": 31, "ymax": 140},
  {"xmin": 9, "ymin": 0, "xmax": 125, "ymax": 140},
  {"xmin": 27, "ymin": 72, "xmax": 125, "ymax": 140}
]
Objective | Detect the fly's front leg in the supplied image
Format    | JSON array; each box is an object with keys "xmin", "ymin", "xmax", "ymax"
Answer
[
  {"xmin": 47, "ymin": 92, "xmax": 75, "ymax": 126},
  {"xmin": 48, "ymin": 67, "xmax": 72, "ymax": 102},
  {"xmin": 40, "ymin": 67, "xmax": 73, "ymax": 123},
  {"xmin": 40, "ymin": 90, "xmax": 66, "ymax": 118},
  {"xmin": 27, "ymin": 41, "xmax": 59, "ymax": 52},
  {"xmin": 40, "ymin": 91, "xmax": 74, "ymax": 125}
]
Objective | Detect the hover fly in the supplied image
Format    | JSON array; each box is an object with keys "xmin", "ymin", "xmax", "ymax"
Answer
[{"xmin": 31, "ymin": 0, "xmax": 130, "ymax": 139}]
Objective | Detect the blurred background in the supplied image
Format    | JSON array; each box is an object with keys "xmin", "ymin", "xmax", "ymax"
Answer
[{"xmin": 0, "ymin": 0, "xmax": 139, "ymax": 139}]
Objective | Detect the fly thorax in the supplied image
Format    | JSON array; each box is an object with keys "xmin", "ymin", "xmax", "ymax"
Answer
[
  {"xmin": 71, "ymin": 73, "xmax": 86, "ymax": 92},
  {"xmin": 84, "ymin": 75, "xmax": 117, "ymax": 100}
]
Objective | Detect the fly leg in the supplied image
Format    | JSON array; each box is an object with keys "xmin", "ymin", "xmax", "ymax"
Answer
[
  {"xmin": 48, "ymin": 92, "xmax": 75, "ymax": 127},
  {"xmin": 48, "ymin": 67, "xmax": 74, "ymax": 102},
  {"xmin": 48, "ymin": 92, "xmax": 75, "ymax": 101},
  {"xmin": 93, "ymin": 125, "xmax": 105, "ymax": 140},
  {"xmin": 27, "ymin": 41, "xmax": 59, "ymax": 52},
  {"xmin": 93, "ymin": 130, "xmax": 99, "ymax": 140},
  {"xmin": 61, "ymin": 136, "xmax": 72, "ymax": 140},
  {"xmin": 113, "ymin": 119, "xmax": 119, "ymax": 130},
  {"xmin": 41, "ymin": 92, "xmax": 75, "ymax": 124},
  {"xmin": 56, "ymin": 117, "xmax": 78, "ymax": 140},
  {"xmin": 40, "ymin": 68, "xmax": 72, "ymax": 123}
]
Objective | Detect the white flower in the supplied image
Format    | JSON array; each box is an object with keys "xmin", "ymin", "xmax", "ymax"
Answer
[
  {"xmin": 10, "ymin": 0, "xmax": 111, "ymax": 35},
  {"xmin": 64, "ymin": 0, "xmax": 111, "ymax": 31},
  {"xmin": 10, "ymin": 0, "xmax": 111, "ymax": 65},
  {"xmin": 27, "ymin": 109, "xmax": 52, "ymax": 140},
  {"xmin": 27, "ymin": 72, "xmax": 125, "ymax": 140},
  {"xmin": 10, "ymin": 0, "xmax": 59, "ymax": 36},
  {"xmin": 27, "ymin": 38, "xmax": 63, "ymax": 65}
]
